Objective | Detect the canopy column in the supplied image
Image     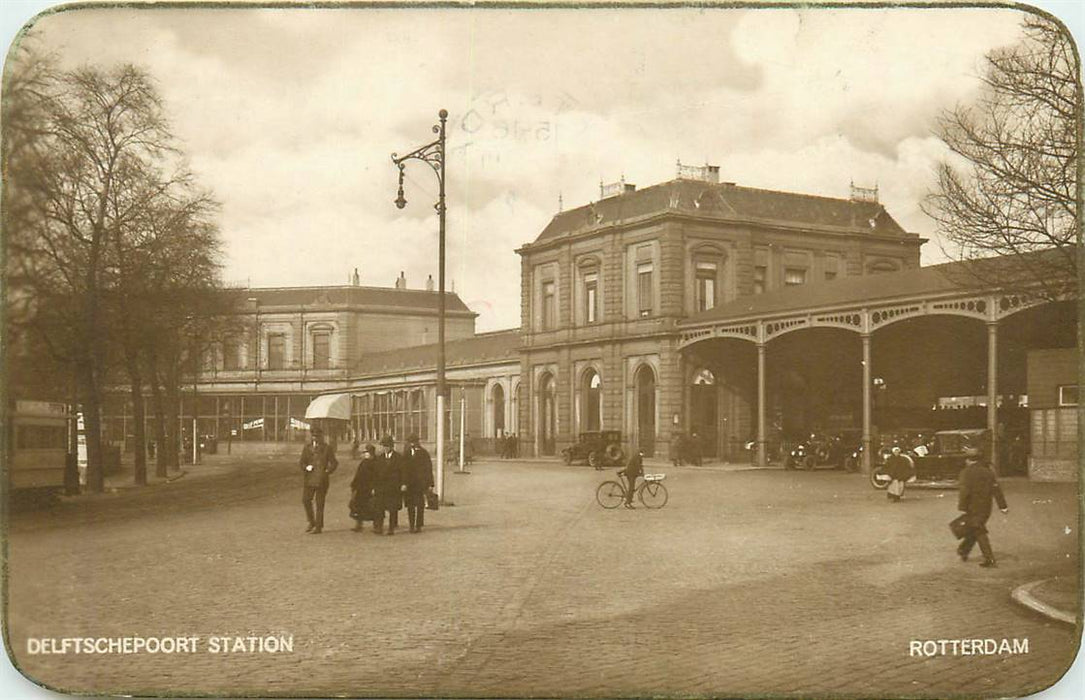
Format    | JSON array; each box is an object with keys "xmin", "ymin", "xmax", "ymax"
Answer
[
  {"xmin": 861, "ymin": 333, "xmax": 872, "ymax": 474},
  {"xmin": 756, "ymin": 342, "xmax": 766, "ymax": 467},
  {"xmin": 987, "ymin": 321, "xmax": 1000, "ymax": 473}
]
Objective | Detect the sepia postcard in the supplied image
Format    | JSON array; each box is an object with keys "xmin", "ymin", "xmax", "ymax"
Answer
[{"xmin": 1, "ymin": 1, "xmax": 1082, "ymax": 698}]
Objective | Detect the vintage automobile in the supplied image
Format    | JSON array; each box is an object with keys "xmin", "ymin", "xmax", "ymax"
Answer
[
  {"xmin": 870, "ymin": 428, "xmax": 988, "ymax": 489},
  {"xmin": 562, "ymin": 430, "xmax": 627, "ymax": 469},
  {"xmin": 786, "ymin": 430, "xmax": 862, "ymax": 471}
]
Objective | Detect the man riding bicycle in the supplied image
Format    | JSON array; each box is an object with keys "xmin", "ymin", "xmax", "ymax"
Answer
[{"xmin": 620, "ymin": 449, "xmax": 644, "ymax": 508}]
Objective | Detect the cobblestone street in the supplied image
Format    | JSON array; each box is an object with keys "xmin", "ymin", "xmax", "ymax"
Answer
[{"xmin": 4, "ymin": 458, "xmax": 1080, "ymax": 697}]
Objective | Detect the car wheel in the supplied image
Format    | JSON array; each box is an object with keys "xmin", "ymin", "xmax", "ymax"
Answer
[
  {"xmin": 843, "ymin": 456, "xmax": 858, "ymax": 473},
  {"xmin": 803, "ymin": 455, "xmax": 816, "ymax": 470},
  {"xmin": 562, "ymin": 450, "xmax": 573, "ymax": 465},
  {"xmin": 870, "ymin": 467, "xmax": 891, "ymax": 489}
]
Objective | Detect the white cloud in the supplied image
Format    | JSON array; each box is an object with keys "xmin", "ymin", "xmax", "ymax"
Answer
[{"xmin": 28, "ymin": 5, "xmax": 1036, "ymax": 331}]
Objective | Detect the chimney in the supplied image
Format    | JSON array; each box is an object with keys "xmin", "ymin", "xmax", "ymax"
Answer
[
  {"xmin": 426, "ymin": 274, "xmax": 434, "ymax": 292},
  {"xmin": 352, "ymin": 268, "xmax": 360, "ymax": 286},
  {"xmin": 395, "ymin": 271, "xmax": 406, "ymax": 289}
]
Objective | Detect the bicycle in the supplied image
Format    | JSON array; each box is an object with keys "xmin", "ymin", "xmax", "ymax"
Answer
[{"xmin": 596, "ymin": 471, "xmax": 669, "ymax": 509}]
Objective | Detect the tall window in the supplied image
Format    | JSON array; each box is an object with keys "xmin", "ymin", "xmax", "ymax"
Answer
[
  {"xmin": 637, "ymin": 262, "xmax": 653, "ymax": 317},
  {"xmin": 268, "ymin": 334, "xmax": 285, "ymax": 370},
  {"xmin": 784, "ymin": 268, "xmax": 807, "ymax": 286},
  {"xmin": 584, "ymin": 272, "xmax": 599, "ymax": 324},
  {"xmin": 312, "ymin": 331, "xmax": 330, "ymax": 369},
  {"xmin": 493, "ymin": 384, "xmax": 506, "ymax": 436},
  {"xmin": 753, "ymin": 265, "xmax": 767, "ymax": 294},
  {"xmin": 542, "ymin": 281, "xmax": 556, "ymax": 329},
  {"xmin": 1059, "ymin": 385, "xmax": 1079, "ymax": 406},
  {"xmin": 223, "ymin": 339, "xmax": 240, "ymax": 370},
  {"xmin": 695, "ymin": 261, "xmax": 718, "ymax": 312}
]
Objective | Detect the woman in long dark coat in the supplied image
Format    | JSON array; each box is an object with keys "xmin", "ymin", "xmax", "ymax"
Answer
[{"xmin": 350, "ymin": 444, "xmax": 377, "ymax": 532}]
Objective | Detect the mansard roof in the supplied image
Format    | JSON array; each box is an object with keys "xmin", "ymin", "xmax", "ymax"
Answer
[
  {"xmin": 529, "ymin": 178, "xmax": 915, "ymax": 247},
  {"xmin": 227, "ymin": 285, "xmax": 475, "ymax": 316},
  {"xmin": 354, "ymin": 328, "xmax": 521, "ymax": 376}
]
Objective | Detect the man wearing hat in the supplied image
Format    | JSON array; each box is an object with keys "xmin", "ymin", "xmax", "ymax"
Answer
[
  {"xmin": 372, "ymin": 435, "xmax": 406, "ymax": 535},
  {"xmin": 956, "ymin": 448, "xmax": 1009, "ymax": 567},
  {"xmin": 299, "ymin": 426, "xmax": 338, "ymax": 534},
  {"xmin": 404, "ymin": 434, "xmax": 435, "ymax": 533}
]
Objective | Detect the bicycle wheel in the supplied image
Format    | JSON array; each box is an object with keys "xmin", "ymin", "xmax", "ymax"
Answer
[
  {"xmin": 595, "ymin": 481, "xmax": 626, "ymax": 509},
  {"xmin": 639, "ymin": 481, "xmax": 669, "ymax": 509}
]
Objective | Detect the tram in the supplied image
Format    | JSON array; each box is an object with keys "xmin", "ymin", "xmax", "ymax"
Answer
[{"xmin": 6, "ymin": 399, "xmax": 72, "ymax": 493}]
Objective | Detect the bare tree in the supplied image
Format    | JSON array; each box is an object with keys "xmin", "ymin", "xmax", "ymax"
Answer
[
  {"xmin": 924, "ymin": 15, "xmax": 1080, "ymax": 298},
  {"xmin": 4, "ymin": 44, "xmax": 231, "ymax": 489}
]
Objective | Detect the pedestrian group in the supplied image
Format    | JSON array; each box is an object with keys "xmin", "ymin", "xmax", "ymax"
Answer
[{"xmin": 300, "ymin": 428, "xmax": 435, "ymax": 536}]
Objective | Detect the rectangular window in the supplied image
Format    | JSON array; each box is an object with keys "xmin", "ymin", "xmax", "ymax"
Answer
[
  {"xmin": 753, "ymin": 265, "xmax": 767, "ymax": 295},
  {"xmin": 312, "ymin": 332, "xmax": 330, "ymax": 370},
  {"xmin": 695, "ymin": 261, "xmax": 717, "ymax": 312},
  {"xmin": 1058, "ymin": 385, "xmax": 1079, "ymax": 406},
  {"xmin": 542, "ymin": 281, "xmax": 556, "ymax": 329},
  {"xmin": 784, "ymin": 268, "xmax": 807, "ymax": 286},
  {"xmin": 268, "ymin": 334, "xmax": 285, "ymax": 370},
  {"xmin": 637, "ymin": 262, "xmax": 653, "ymax": 317},
  {"xmin": 223, "ymin": 339, "xmax": 239, "ymax": 371},
  {"xmin": 584, "ymin": 272, "xmax": 598, "ymax": 324},
  {"xmin": 825, "ymin": 270, "xmax": 837, "ymax": 281}
]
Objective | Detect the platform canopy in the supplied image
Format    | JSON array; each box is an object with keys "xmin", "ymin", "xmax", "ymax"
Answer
[{"xmin": 304, "ymin": 394, "xmax": 352, "ymax": 421}]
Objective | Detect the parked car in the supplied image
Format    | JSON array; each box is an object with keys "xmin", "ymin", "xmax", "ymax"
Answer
[
  {"xmin": 562, "ymin": 430, "xmax": 627, "ymax": 469},
  {"xmin": 786, "ymin": 430, "xmax": 862, "ymax": 470},
  {"xmin": 870, "ymin": 428, "xmax": 988, "ymax": 489}
]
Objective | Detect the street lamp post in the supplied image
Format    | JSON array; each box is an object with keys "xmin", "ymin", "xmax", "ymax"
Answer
[{"xmin": 392, "ymin": 109, "xmax": 448, "ymax": 502}]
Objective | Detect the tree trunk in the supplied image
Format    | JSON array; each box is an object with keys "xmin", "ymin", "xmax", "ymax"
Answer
[
  {"xmin": 164, "ymin": 370, "xmax": 181, "ymax": 471},
  {"xmin": 125, "ymin": 349, "xmax": 147, "ymax": 486},
  {"xmin": 76, "ymin": 359, "xmax": 105, "ymax": 492},
  {"xmin": 147, "ymin": 348, "xmax": 169, "ymax": 478}
]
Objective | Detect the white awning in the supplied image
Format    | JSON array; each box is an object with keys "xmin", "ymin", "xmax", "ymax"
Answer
[{"xmin": 305, "ymin": 394, "xmax": 352, "ymax": 421}]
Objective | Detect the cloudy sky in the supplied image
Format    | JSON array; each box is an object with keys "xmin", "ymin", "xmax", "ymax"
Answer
[{"xmin": 9, "ymin": 3, "xmax": 1062, "ymax": 330}]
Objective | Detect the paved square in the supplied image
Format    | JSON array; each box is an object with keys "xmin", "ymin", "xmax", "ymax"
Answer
[{"xmin": 4, "ymin": 459, "xmax": 1080, "ymax": 697}]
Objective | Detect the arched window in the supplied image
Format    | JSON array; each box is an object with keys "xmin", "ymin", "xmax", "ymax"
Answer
[
  {"xmin": 582, "ymin": 369, "xmax": 602, "ymax": 432},
  {"xmin": 493, "ymin": 383, "xmax": 506, "ymax": 436},
  {"xmin": 634, "ymin": 365, "xmax": 657, "ymax": 456}
]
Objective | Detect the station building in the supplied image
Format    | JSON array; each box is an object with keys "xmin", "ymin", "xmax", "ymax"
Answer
[{"xmin": 101, "ymin": 168, "xmax": 1077, "ymax": 480}]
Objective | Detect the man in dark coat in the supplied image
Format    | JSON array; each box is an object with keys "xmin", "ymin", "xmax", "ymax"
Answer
[
  {"xmin": 404, "ymin": 433, "xmax": 435, "ymax": 533},
  {"xmin": 620, "ymin": 450, "xmax": 645, "ymax": 508},
  {"xmin": 956, "ymin": 450, "xmax": 1009, "ymax": 567},
  {"xmin": 299, "ymin": 426, "xmax": 338, "ymax": 534},
  {"xmin": 372, "ymin": 435, "xmax": 406, "ymax": 535},
  {"xmin": 350, "ymin": 444, "xmax": 377, "ymax": 533}
]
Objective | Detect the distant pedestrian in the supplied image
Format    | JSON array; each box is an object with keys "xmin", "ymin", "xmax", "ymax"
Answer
[
  {"xmin": 670, "ymin": 432, "xmax": 685, "ymax": 467},
  {"xmin": 300, "ymin": 426, "xmax": 338, "ymax": 534},
  {"xmin": 956, "ymin": 449, "xmax": 1009, "ymax": 567},
  {"xmin": 620, "ymin": 449, "xmax": 645, "ymax": 508},
  {"xmin": 372, "ymin": 435, "xmax": 406, "ymax": 536},
  {"xmin": 884, "ymin": 446, "xmax": 915, "ymax": 502},
  {"xmin": 350, "ymin": 444, "xmax": 377, "ymax": 532},
  {"xmin": 404, "ymin": 434, "xmax": 435, "ymax": 533}
]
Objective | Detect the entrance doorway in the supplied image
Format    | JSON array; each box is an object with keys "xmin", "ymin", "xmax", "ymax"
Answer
[
  {"xmin": 635, "ymin": 365, "xmax": 656, "ymax": 457},
  {"xmin": 539, "ymin": 373, "xmax": 556, "ymax": 456},
  {"xmin": 690, "ymin": 368, "xmax": 718, "ymax": 459}
]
